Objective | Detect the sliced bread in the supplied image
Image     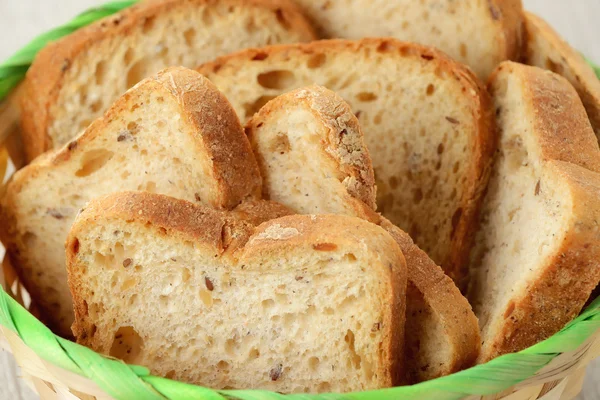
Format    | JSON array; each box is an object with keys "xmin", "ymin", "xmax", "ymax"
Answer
[
  {"xmin": 20, "ymin": 0, "xmax": 316, "ymax": 161},
  {"xmin": 523, "ymin": 12, "xmax": 600, "ymax": 141},
  {"xmin": 246, "ymin": 85, "xmax": 480, "ymax": 382},
  {"xmin": 0, "ymin": 67, "xmax": 262, "ymax": 337},
  {"xmin": 470, "ymin": 61, "xmax": 600, "ymax": 362},
  {"xmin": 67, "ymin": 191, "xmax": 407, "ymax": 393},
  {"xmin": 200, "ymin": 39, "xmax": 496, "ymax": 285},
  {"xmin": 291, "ymin": 0, "xmax": 523, "ymax": 79}
]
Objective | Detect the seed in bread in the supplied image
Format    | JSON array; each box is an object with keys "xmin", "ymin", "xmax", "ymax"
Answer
[
  {"xmin": 20, "ymin": 0, "xmax": 316, "ymax": 161},
  {"xmin": 523, "ymin": 11, "xmax": 600, "ymax": 142},
  {"xmin": 200, "ymin": 39, "xmax": 496, "ymax": 286},
  {"xmin": 470, "ymin": 61, "xmax": 600, "ymax": 362},
  {"xmin": 68, "ymin": 192, "xmax": 407, "ymax": 393},
  {"xmin": 246, "ymin": 85, "xmax": 480, "ymax": 382},
  {"xmin": 291, "ymin": 0, "xmax": 524, "ymax": 79},
  {"xmin": 0, "ymin": 67, "xmax": 262, "ymax": 337}
]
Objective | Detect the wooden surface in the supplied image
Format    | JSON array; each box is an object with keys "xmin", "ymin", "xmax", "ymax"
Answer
[{"xmin": 0, "ymin": 1, "xmax": 599, "ymax": 399}]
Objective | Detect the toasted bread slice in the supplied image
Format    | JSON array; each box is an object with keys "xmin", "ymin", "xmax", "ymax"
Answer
[
  {"xmin": 200, "ymin": 39, "xmax": 496, "ymax": 285},
  {"xmin": 470, "ymin": 62, "xmax": 600, "ymax": 362},
  {"xmin": 20, "ymin": 0, "xmax": 316, "ymax": 161},
  {"xmin": 246, "ymin": 86, "xmax": 480, "ymax": 382},
  {"xmin": 291, "ymin": 0, "xmax": 523, "ymax": 79},
  {"xmin": 523, "ymin": 12, "xmax": 600, "ymax": 141},
  {"xmin": 0, "ymin": 67, "xmax": 262, "ymax": 337},
  {"xmin": 67, "ymin": 191, "xmax": 407, "ymax": 393}
]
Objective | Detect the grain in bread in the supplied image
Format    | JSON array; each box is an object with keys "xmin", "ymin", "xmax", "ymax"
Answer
[
  {"xmin": 20, "ymin": 0, "xmax": 316, "ymax": 161},
  {"xmin": 68, "ymin": 191, "xmax": 407, "ymax": 393},
  {"xmin": 523, "ymin": 11, "xmax": 600, "ymax": 142},
  {"xmin": 291, "ymin": 0, "xmax": 524, "ymax": 79},
  {"xmin": 246, "ymin": 86, "xmax": 480, "ymax": 382},
  {"xmin": 200, "ymin": 39, "xmax": 496, "ymax": 285},
  {"xmin": 0, "ymin": 67, "xmax": 262, "ymax": 337},
  {"xmin": 470, "ymin": 61, "xmax": 600, "ymax": 362}
]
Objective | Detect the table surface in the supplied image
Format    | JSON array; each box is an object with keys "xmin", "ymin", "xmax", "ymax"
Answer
[{"xmin": 1, "ymin": 1, "xmax": 600, "ymax": 399}]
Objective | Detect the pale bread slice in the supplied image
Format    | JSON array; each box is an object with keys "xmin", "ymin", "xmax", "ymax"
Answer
[
  {"xmin": 0, "ymin": 67, "xmax": 262, "ymax": 337},
  {"xmin": 523, "ymin": 12, "xmax": 600, "ymax": 141},
  {"xmin": 246, "ymin": 85, "xmax": 480, "ymax": 382},
  {"xmin": 291, "ymin": 0, "xmax": 524, "ymax": 79},
  {"xmin": 67, "ymin": 191, "xmax": 407, "ymax": 393},
  {"xmin": 470, "ymin": 61, "xmax": 600, "ymax": 362},
  {"xmin": 199, "ymin": 38, "xmax": 496, "ymax": 286},
  {"xmin": 20, "ymin": 0, "xmax": 316, "ymax": 161}
]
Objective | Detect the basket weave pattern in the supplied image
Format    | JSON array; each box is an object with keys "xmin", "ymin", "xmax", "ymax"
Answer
[{"xmin": 1, "ymin": 3, "xmax": 600, "ymax": 400}]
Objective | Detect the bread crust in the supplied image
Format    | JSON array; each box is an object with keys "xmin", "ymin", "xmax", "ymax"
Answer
[
  {"xmin": 1, "ymin": 67, "xmax": 262, "ymax": 337},
  {"xmin": 68, "ymin": 192, "xmax": 407, "ymax": 389},
  {"xmin": 200, "ymin": 38, "xmax": 497, "ymax": 287},
  {"xmin": 20, "ymin": 0, "xmax": 316, "ymax": 161},
  {"xmin": 246, "ymin": 85, "xmax": 377, "ymax": 215},
  {"xmin": 523, "ymin": 12, "xmax": 600, "ymax": 141}
]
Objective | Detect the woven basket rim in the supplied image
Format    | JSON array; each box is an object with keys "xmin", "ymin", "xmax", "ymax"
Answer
[{"xmin": 1, "ymin": 2, "xmax": 600, "ymax": 399}]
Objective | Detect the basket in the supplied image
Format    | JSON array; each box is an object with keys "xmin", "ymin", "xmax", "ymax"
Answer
[{"xmin": 2, "ymin": 2, "xmax": 600, "ymax": 399}]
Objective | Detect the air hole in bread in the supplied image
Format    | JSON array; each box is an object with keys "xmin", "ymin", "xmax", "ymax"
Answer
[
  {"xmin": 413, "ymin": 188, "xmax": 424, "ymax": 204},
  {"xmin": 426, "ymin": 84, "xmax": 435, "ymax": 96},
  {"xmin": 344, "ymin": 330, "xmax": 361, "ymax": 369},
  {"xmin": 545, "ymin": 58, "xmax": 564, "ymax": 74},
  {"xmin": 308, "ymin": 356, "xmax": 320, "ymax": 371},
  {"xmin": 79, "ymin": 119, "xmax": 93, "ymax": 130},
  {"xmin": 262, "ymin": 299, "xmax": 275, "ymax": 310},
  {"xmin": 90, "ymin": 100, "xmax": 102, "ymax": 113},
  {"xmin": 244, "ymin": 95, "xmax": 276, "ymax": 118},
  {"xmin": 356, "ymin": 92, "xmax": 378, "ymax": 102},
  {"xmin": 274, "ymin": 9, "xmax": 290, "ymax": 30},
  {"xmin": 123, "ymin": 48, "xmax": 134, "ymax": 65},
  {"xmin": 217, "ymin": 360, "xmax": 230, "ymax": 371},
  {"xmin": 225, "ymin": 338, "xmax": 237, "ymax": 355},
  {"xmin": 257, "ymin": 70, "xmax": 296, "ymax": 90},
  {"xmin": 199, "ymin": 289, "xmax": 213, "ymax": 307},
  {"xmin": 453, "ymin": 161, "xmax": 461, "ymax": 173},
  {"xmin": 121, "ymin": 170, "xmax": 131, "ymax": 179},
  {"xmin": 127, "ymin": 58, "xmax": 148, "ymax": 89},
  {"xmin": 324, "ymin": 307, "xmax": 334, "ymax": 315},
  {"xmin": 94, "ymin": 61, "xmax": 107, "ymax": 85},
  {"xmin": 307, "ymin": 53, "xmax": 326, "ymax": 69},
  {"xmin": 374, "ymin": 112, "xmax": 383, "ymax": 125},
  {"xmin": 109, "ymin": 326, "xmax": 143, "ymax": 363},
  {"xmin": 128, "ymin": 294, "xmax": 138, "ymax": 306},
  {"xmin": 122, "ymin": 278, "xmax": 136, "ymax": 291},
  {"xmin": 142, "ymin": 16, "xmax": 155, "ymax": 34},
  {"xmin": 75, "ymin": 149, "xmax": 114, "ymax": 177},
  {"xmin": 275, "ymin": 293, "xmax": 288, "ymax": 304},
  {"xmin": 460, "ymin": 43, "xmax": 468, "ymax": 58},
  {"xmin": 249, "ymin": 347, "xmax": 260, "ymax": 360},
  {"xmin": 376, "ymin": 41, "xmax": 392, "ymax": 53},
  {"xmin": 165, "ymin": 370, "xmax": 176, "ymax": 379},
  {"xmin": 182, "ymin": 28, "xmax": 196, "ymax": 47},
  {"xmin": 269, "ymin": 133, "xmax": 291, "ymax": 154}
]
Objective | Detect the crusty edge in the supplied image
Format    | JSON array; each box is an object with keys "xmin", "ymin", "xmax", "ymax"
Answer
[
  {"xmin": 523, "ymin": 11, "xmax": 600, "ymax": 140},
  {"xmin": 375, "ymin": 215, "xmax": 480, "ymax": 382},
  {"xmin": 478, "ymin": 161, "xmax": 600, "ymax": 362},
  {"xmin": 243, "ymin": 213, "xmax": 407, "ymax": 387},
  {"xmin": 246, "ymin": 84, "xmax": 377, "ymax": 211},
  {"xmin": 200, "ymin": 38, "xmax": 497, "ymax": 287},
  {"xmin": 20, "ymin": 0, "xmax": 317, "ymax": 161}
]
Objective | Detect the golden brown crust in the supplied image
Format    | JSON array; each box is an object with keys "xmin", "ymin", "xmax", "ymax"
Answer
[
  {"xmin": 200, "ymin": 38, "xmax": 497, "ymax": 286},
  {"xmin": 479, "ymin": 161, "xmax": 600, "ymax": 361},
  {"xmin": 231, "ymin": 198, "xmax": 293, "ymax": 226},
  {"xmin": 490, "ymin": 61, "xmax": 600, "ymax": 173},
  {"xmin": 523, "ymin": 12, "xmax": 600, "ymax": 140},
  {"xmin": 20, "ymin": 0, "xmax": 316, "ymax": 161},
  {"xmin": 243, "ymin": 213, "xmax": 407, "ymax": 386},
  {"xmin": 377, "ymin": 217, "xmax": 480, "ymax": 382},
  {"xmin": 246, "ymin": 85, "xmax": 377, "ymax": 211},
  {"xmin": 492, "ymin": 0, "xmax": 525, "ymax": 68}
]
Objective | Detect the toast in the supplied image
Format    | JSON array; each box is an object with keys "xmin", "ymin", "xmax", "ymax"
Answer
[
  {"xmin": 20, "ymin": 0, "xmax": 316, "ymax": 161},
  {"xmin": 291, "ymin": 0, "xmax": 524, "ymax": 79},
  {"xmin": 67, "ymin": 191, "xmax": 407, "ymax": 393},
  {"xmin": 470, "ymin": 62, "xmax": 600, "ymax": 362},
  {"xmin": 0, "ymin": 67, "xmax": 263, "ymax": 337},
  {"xmin": 523, "ymin": 12, "xmax": 600, "ymax": 141},
  {"xmin": 246, "ymin": 85, "xmax": 480, "ymax": 382},
  {"xmin": 199, "ymin": 38, "xmax": 496, "ymax": 286}
]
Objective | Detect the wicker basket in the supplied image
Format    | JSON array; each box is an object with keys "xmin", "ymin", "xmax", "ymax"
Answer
[{"xmin": 2, "ymin": 3, "xmax": 600, "ymax": 400}]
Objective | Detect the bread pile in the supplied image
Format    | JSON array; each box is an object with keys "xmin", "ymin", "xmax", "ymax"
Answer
[{"xmin": 2, "ymin": 0, "xmax": 600, "ymax": 393}]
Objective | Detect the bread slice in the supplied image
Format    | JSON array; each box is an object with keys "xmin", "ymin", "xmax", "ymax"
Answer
[
  {"xmin": 246, "ymin": 85, "xmax": 480, "ymax": 382},
  {"xmin": 523, "ymin": 12, "xmax": 600, "ymax": 141},
  {"xmin": 470, "ymin": 61, "xmax": 600, "ymax": 362},
  {"xmin": 67, "ymin": 191, "xmax": 407, "ymax": 393},
  {"xmin": 0, "ymin": 66, "xmax": 263, "ymax": 337},
  {"xmin": 291, "ymin": 0, "xmax": 523, "ymax": 79},
  {"xmin": 200, "ymin": 38, "xmax": 496, "ymax": 285},
  {"xmin": 20, "ymin": 0, "xmax": 316, "ymax": 161}
]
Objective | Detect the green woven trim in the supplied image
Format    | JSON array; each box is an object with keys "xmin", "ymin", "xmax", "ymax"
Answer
[
  {"xmin": 1, "ymin": 1, "xmax": 600, "ymax": 398},
  {"xmin": 0, "ymin": 1, "xmax": 137, "ymax": 101},
  {"xmin": 2, "ymin": 286, "xmax": 599, "ymax": 400}
]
